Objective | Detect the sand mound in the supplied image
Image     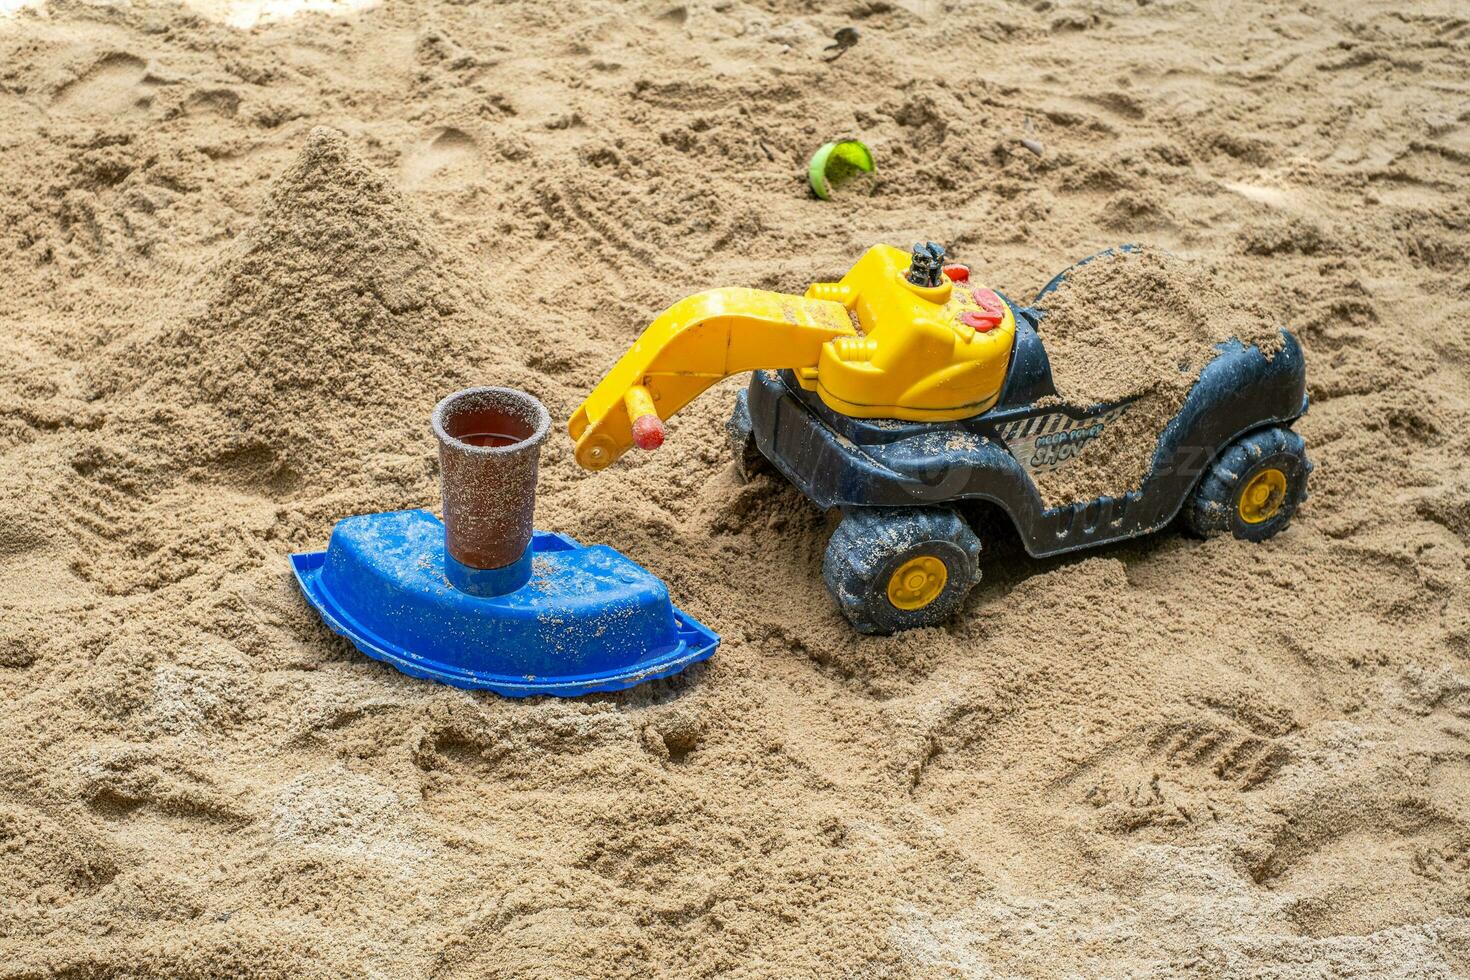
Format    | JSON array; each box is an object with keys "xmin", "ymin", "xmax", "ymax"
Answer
[
  {"xmin": 1030, "ymin": 247, "xmax": 1285, "ymax": 505},
  {"xmin": 1039, "ymin": 246, "xmax": 1283, "ymax": 407},
  {"xmin": 105, "ymin": 126, "xmax": 502, "ymax": 481},
  {"xmin": 175, "ymin": 127, "xmax": 483, "ymax": 475},
  {"xmin": 35, "ymin": 127, "xmax": 527, "ymax": 594}
]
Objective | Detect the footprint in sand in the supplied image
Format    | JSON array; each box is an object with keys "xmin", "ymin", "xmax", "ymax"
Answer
[
  {"xmin": 51, "ymin": 53, "xmax": 158, "ymax": 117},
  {"xmin": 401, "ymin": 127, "xmax": 483, "ymax": 190}
]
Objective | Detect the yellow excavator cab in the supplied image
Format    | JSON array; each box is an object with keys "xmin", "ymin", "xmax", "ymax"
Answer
[{"xmin": 570, "ymin": 243, "xmax": 1017, "ymax": 470}]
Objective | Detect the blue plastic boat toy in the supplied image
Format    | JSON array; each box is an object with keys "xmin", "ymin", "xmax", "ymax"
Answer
[{"xmin": 292, "ymin": 509, "xmax": 718, "ymax": 698}]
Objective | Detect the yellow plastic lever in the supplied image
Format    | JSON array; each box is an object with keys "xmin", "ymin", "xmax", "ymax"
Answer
[{"xmin": 569, "ymin": 287, "xmax": 854, "ymax": 470}]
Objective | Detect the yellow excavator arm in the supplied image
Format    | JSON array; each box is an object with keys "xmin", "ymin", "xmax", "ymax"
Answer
[
  {"xmin": 568, "ymin": 287, "xmax": 854, "ymax": 470},
  {"xmin": 569, "ymin": 244, "xmax": 1018, "ymax": 470}
]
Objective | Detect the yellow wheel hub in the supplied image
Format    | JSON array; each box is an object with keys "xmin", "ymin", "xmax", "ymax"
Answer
[
  {"xmin": 1238, "ymin": 468, "xmax": 1288, "ymax": 524},
  {"xmin": 887, "ymin": 556, "xmax": 948, "ymax": 610}
]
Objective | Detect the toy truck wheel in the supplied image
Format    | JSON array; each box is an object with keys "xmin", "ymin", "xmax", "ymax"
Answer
[
  {"xmin": 823, "ymin": 507, "xmax": 982, "ymax": 635},
  {"xmin": 1184, "ymin": 426, "xmax": 1312, "ymax": 542},
  {"xmin": 726, "ymin": 389, "xmax": 772, "ymax": 482}
]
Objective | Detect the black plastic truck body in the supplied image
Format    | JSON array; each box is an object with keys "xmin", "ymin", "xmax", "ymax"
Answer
[{"xmin": 738, "ymin": 297, "xmax": 1309, "ymax": 560}]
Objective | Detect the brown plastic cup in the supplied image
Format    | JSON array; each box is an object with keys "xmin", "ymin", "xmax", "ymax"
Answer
[{"xmin": 432, "ymin": 387, "xmax": 551, "ymax": 575}]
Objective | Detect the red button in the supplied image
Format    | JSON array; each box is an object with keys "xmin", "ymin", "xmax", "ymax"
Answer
[
  {"xmin": 960, "ymin": 310, "xmax": 1000, "ymax": 332},
  {"xmin": 943, "ymin": 264, "xmax": 970, "ymax": 283},
  {"xmin": 971, "ymin": 288, "xmax": 1003, "ymax": 316}
]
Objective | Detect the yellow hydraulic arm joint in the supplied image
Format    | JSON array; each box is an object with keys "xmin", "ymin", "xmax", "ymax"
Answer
[{"xmin": 568, "ymin": 287, "xmax": 854, "ymax": 470}]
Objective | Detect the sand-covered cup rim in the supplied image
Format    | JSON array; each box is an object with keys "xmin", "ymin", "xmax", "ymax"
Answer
[{"xmin": 432, "ymin": 386, "xmax": 551, "ymax": 456}]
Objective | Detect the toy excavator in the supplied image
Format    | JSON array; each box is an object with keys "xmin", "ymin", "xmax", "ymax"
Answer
[{"xmin": 570, "ymin": 242, "xmax": 1310, "ymax": 634}]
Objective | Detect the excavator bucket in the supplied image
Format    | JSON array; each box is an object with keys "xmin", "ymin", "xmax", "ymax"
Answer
[{"xmin": 568, "ymin": 287, "xmax": 854, "ymax": 469}]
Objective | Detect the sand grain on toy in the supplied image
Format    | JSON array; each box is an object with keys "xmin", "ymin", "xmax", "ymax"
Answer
[{"xmin": 3, "ymin": 0, "xmax": 1470, "ymax": 977}]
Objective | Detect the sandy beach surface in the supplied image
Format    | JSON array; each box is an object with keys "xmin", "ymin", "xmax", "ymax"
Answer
[{"xmin": 3, "ymin": 0, "xmax": 1470, "ymax": 976}]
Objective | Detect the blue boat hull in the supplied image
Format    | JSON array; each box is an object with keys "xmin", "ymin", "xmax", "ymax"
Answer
[{"xmin": 292, "ymin": 510, "xmax": 718, "ymax": 697}]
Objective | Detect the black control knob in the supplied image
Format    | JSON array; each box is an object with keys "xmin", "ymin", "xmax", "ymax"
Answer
[{"xmin": 907, "ymin": 242, "xmax": 946, "ymax": 288}]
